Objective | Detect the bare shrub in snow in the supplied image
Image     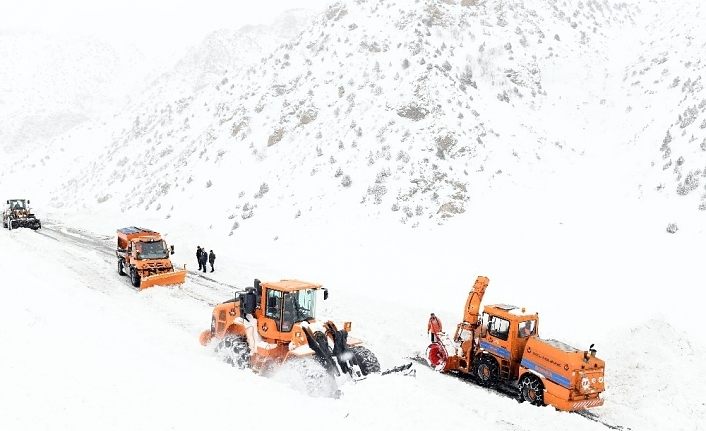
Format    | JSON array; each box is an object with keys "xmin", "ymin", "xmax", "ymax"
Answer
[
  {"xmin": 666, "ymin": 223, "xmax": 678, "ymax": 234},
  {"xmin": 268, "ymin": 128, "xmax": 284, "ymax": 146},
  {"xmin": 678, "ymin": 106, "xmax": 698, "ymax": 128},
  {"xmin": 436, "ymin": 133, "xmax": 457, "ymax": 159},
  {"xmin": 375, "ymin": 167, "xmax": 391, "ymax": 183},
  {"xmin": 437, "ymin": 201, "xmax": 465, "ymax": 218},
  {"xmin": 242, "ymin": 203, "xmax": 254, "ymax": 220},
  {"xmin": 96, "ymin": 194, "xmax": 111, "ymax": 204},
  {"xmin": 676, "ymin": 171, "xmax": 701, "ymax": 195},
  {"xmin": 298, "ymin": 108, "xmax": 318, "ymax": 125},
  {"xmin": 367, "ymin": 185, "xmax": 387, "ymax": 204},
  {"xmin": 254, "ymin": 183, "xmax": 269, "ymax": 199},
  {"xmin": 206, "ymin": 180, "xmax": 213, "ymax": 188},
  {"xmin": 397, "ymin": 103, "xmax": 429, "ymax": 121},
  {"xmin": 335, "ymin": 167, "xmax": 343, "ymax": 178},
  {"xmin": 341, "ymin": 175, "xmax": 352, "ymax": 187},
  {"xmin": 397, "ymin": 150, "xmax": 410, "ymax": 163}
]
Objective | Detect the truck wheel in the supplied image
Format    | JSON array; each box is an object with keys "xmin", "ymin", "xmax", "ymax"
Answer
[
  {"xmin": 130, "ymin": 268, "xmax": 141, "ymax": 287},
  {"xmin": 216, "ymin": 336, "xmax": 250, "ymax": 369},
  {"xmin": 520, "ymin": 374, "xmax": 545, "ymax": 406},
  {"xmin": 118, "ymin": 259, "xmax": 126, "ymax": 276},
  {"xmin": 350, "ymin": 345, "xmax": 381, "ymax": 375},
  {"xmin": 474, "ymin": 355, "xmax": 499, "ymax": 387}
]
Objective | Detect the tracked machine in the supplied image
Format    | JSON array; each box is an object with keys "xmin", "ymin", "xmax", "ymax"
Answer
[
  {"xmin": 3, "ymin": 199, "xmax": 41, "ymax": 230},
  {"xmin": 426, "ymin": 276, "xmax": 605, "ymax": 411},
  {"xmin": 116, "ymin": 227, "xmax": 186, "ymax": 289},
  {"xmin": 199, "ymin": 279, "xmax": 389, "ymax": 395}
]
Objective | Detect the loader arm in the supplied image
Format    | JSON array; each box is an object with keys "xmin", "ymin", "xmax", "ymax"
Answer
[{"xmin": 462, "ymin": 276, "xmax": 489, "ymax": 325}]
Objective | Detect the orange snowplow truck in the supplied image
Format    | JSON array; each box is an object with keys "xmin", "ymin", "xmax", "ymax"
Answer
[
  {"xmin": 427, "ymin": 276, "xmax": 605, "ymax": 411},
  {"xmin": 199, "ymin": 279, "xmax": 380, "ymax": 384},
  {"xmin": 115, "ymin": 227, "xmax": 186, "ymax": 289}
]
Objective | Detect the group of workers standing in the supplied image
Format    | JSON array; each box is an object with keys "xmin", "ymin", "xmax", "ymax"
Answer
[{"xmin": 196, "ymin": 246, "xmax": 215, "ymax": 273}]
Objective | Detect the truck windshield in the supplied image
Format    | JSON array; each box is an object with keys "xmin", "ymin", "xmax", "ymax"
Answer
[
  {"xmin": 281, "ymin": 289, "xmax": 317, "ymax": 332},
  {"xmin": 136, "ymin": 240, "xmax": 168, "ymax": 259}
]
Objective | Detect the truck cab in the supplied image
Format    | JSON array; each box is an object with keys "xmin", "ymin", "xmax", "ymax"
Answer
[
  {"xmin": 116, "ymin": 226, "xmax": 186, "ymax": 289},
  {"xmin": 477, "ymin": 305, "xmax": 538, "ymax": 382}
]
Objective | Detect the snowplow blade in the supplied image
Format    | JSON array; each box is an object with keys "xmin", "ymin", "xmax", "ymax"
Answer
[{"xmin": 140, "ymin": 269, "xmax": 187, "ymax": 289}]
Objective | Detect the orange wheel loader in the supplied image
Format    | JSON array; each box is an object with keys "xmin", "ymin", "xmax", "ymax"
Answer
[
  {"xmin": 426, "ymin": 276, "xmax": 605, "ymax": 411},
  {"xmin": 115, "ymin": 227, "xmax": 186, "ymax": 289},
  {"xmin": 199, "ymin": 279, "xmax": 384, "ymax": 395}
]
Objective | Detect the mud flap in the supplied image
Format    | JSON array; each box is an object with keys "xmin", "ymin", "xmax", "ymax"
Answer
[{"xmin": 139, "ymin": 269, "xmax": 187, "ymax": 289}]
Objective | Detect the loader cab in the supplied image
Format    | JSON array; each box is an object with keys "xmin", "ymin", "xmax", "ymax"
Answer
[
  {"xmin": 7, "ymin": 199, "xmax": 27, "ymax": 210},
  {"xmin": 258, "ymin": 280, "xmax": 324, "ymax": 339}
]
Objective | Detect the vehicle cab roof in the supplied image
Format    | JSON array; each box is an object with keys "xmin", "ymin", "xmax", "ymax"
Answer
[
  {"xmin": 261, "ymin": 279, "xmax": 322, "ymax": 292},
  {"xmin": 485, "ymin": 304, "xmax": 537, "ymax": 320},
  {"xmin": 117, "ymin": 226, "xmax": 162, "ymax": 241}
]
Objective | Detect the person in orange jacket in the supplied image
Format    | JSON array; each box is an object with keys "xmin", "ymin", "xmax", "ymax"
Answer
[{"xmin": 428, "ymin": 313, "xmax": 442, "ymax": 342}]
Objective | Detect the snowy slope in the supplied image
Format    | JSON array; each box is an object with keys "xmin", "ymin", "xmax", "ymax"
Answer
[{"xmin": 2, "ymin": 0, "xmax": 642, "ymax": 229}]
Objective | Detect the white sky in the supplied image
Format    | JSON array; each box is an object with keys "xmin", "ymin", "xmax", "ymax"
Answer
[{"xmin": 1, "ymin": 0, "xmax": 332, "ymax": 57}]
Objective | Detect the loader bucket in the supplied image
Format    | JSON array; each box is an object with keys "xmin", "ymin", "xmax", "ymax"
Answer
[{"xmin": 139, "ymin": 269, "xmax": 187, "ymax": 289}]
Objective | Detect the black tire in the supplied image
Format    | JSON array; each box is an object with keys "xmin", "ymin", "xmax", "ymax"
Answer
[
  {"xmin": 474, "ymin": 355, "xmax": 500, "ymax": 387},
  {"xmin": 118, "ymin": 259, "xmax": 126, "ymax": 276},
  {"xmin": 519, "ymin": 374, "xmax": 545, "ymax": 406},
  {"xmin": 216, "ymin": 336, "xmax": 250, "ymax": 369},
  {"xmin": 130, "ymin": 267, "xmax": 141, "ymax": 287},
  {"xmin": 350, "ymin": 346, "xmax": 381, "ymax": 376}
]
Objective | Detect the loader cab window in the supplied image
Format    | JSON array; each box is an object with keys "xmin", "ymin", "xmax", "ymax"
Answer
[
  {"xmin": 518, "ymin": 320, "xmax": 536, "ymax": 338},
  {"xmin": 9, "ymin": 200, "xmax": 25, "ymax": 210},
  {"xmin": 485, "ymin": 313, "xmax": 510, "ymax": 341},
  {"xmin": 265, "ymin": 289, "xmax": 283, "ymax": 325},
  {"xmin": 281, "ymin": 289, "xmax": 316, "ymax": 332}
]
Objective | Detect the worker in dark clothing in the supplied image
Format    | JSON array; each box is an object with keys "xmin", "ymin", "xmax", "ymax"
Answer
[
  {"xmin": 208, "ymin": 250, "xmax": 216, "ymax": 272},
  {"xmin": 199, "ymin": 248, "xmax": 208, "ymax": 273},
  {"xmin": 196, "ymin": 246, "xmax": 203, "ymax": 271}
]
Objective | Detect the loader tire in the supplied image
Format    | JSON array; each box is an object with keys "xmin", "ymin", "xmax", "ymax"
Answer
[
  {"xmin": 130, "ymin": 268, "xmax": 141, "ymax": 287},
  {"xmin": 118, "ymin": 259, "xmax": 126, "ymax": 276},
  {"xmin": 350, "ymin": 346, "xmax": 381, "ymax": 375},
  {"xmin": 519, "ymin": 374, "xmax": 545, "ymax": 406},
  {"xmin": 474, "ymin": 355, "xmax": 499, "ymax": 387},
  {"xmin": 216, "ymin": 336, "xmax": 250, "ymax": 369}
]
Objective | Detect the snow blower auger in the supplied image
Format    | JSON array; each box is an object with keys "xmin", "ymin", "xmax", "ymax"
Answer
[
  {"xmin": 199, "ymin": 279, "xmax": 413, "ymax": 396},
  {"xmin": 3, "ymin": 199, "xmax": 41, "ymax": 230},
  {"xmin": 424, "ymin": 276, "xmax": 605, "ymax": 412},
  {"xmin": 115, "ymin": 227, "xmax": 186, "ymax": 289}
]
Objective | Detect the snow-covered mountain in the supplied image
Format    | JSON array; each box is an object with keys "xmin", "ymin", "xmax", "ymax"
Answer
[
  {"xmin": 0, "ymin": 32, "xmax": 149, "ymax": 154},
  {"xmin": 3, "ymin": 2, "xmax": 706, "ymax": 430}
]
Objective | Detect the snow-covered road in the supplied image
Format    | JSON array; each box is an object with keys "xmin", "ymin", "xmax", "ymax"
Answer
[{"xmin": 2, "ymin": 223, "xmax": 704, "ymax": 430}]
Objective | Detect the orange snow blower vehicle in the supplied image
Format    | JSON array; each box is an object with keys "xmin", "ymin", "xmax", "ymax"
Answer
[
  {"xmin": 199, "ymin": 279, "xmax": 385, "ymax": 393},
  {"xmin": 426, "ymin": 276, "xmax": 605, "ymax": 411},
  {"xmin": 115, "ymin": 227, "xmax": 186, "ymax": 289}
]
